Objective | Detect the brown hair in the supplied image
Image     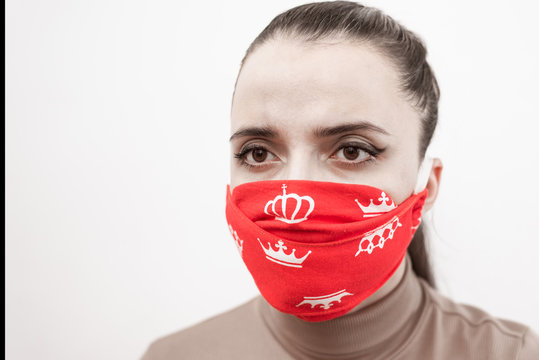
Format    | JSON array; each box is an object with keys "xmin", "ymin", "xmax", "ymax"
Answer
[{"xmin": 235, "ymin": 1, "xmax": 439, "ymax": 287}]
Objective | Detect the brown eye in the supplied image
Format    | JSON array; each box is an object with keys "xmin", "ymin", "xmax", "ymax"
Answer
[
  {"xmin": 331, "ymin": 143, "xmax": 372, "ymax": 165},
  {"xmin": 235, "ymin": 145, "xmax": 278, "ymax": 168},
  {"xmin": 343, "ymin": 146, "xmax": 359, "ymax": 160},
  {"xmin": 251, "ymin": 148, "xmax": 268, "ymax": 162}
]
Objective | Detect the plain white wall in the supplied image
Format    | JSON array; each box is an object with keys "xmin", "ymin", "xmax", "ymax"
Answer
[{"xmin": 5, "ymin": 0, "xmax": 539, "ymax": 359}]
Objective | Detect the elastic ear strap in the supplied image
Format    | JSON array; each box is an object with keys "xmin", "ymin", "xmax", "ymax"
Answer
[{"xmin": 414, "ymin": 157, "xmax": 433, "ymax": 194}]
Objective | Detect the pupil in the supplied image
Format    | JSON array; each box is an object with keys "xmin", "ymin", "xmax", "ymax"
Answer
[
  {"xmin": 344, "ymin": 146, "xmax": 359, "ymax": 160},
  {"xmin": 252, "ymin": 149, "xmax": 267, "ymax": 162}
]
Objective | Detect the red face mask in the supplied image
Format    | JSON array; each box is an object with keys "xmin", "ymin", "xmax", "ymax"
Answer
[{"xmin": 226, "ymin": 180, "xmax": 427, "ymax": 322}]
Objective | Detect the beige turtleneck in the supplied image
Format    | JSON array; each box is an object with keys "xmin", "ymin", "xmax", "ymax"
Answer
[{"xmin": 141, "ymin": 257, "xmax": 539, "ymax": 359}]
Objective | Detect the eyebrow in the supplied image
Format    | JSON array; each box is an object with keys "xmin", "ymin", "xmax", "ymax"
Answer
[
  {"xmin": 229, "ymin": 126, "xmax": 278, "ymax": 142},
  {"xmin": 313, "ymin": 122, "xmax": 390, "ymax": 138},
  {"xmin": 229, "ymin": 121, "xmax": 389, "ymax": 142}
]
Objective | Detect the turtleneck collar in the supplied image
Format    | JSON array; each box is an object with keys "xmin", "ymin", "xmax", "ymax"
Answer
[{"xmin": 258, "ymin": 254, "xmax": 426, "ymax": 360}]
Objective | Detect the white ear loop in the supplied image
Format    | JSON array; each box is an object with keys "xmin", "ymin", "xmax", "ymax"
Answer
[{"xmin": 414, "ymin": 156, "xmax": 433, "ymax": 194}]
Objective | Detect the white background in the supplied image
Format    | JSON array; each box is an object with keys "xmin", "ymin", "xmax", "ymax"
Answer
[{"xmin": 5, "ymin": 0, "xmax": 539, "ymax": 359}]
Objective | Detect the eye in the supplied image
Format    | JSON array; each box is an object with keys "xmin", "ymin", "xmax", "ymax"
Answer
[
  {"xmin": 246, "ymin": 148, "xmax": 276, "ymax": 163},
  {"xmin": 341, "ymin": 146, "xmax": 363, "ymax": 160},
  {"xmin": 333, "ymin": 145, "xmax": 371, "ymax": 162},
  {"xmin": 329, "ymin": 141, "xmax": 382, "ymax": 169},
  {"xmin": 234, "ymin": 145, "xmax": 278, "ymax": 168}
]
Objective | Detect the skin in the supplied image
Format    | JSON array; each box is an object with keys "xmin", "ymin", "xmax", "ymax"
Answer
[{"xmin": 230, "ymin": 37, "xmax": 443, "ymax": 314}]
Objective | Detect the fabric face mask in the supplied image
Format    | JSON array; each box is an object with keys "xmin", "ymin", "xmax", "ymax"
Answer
[{"xmin": 225, "ymin": 180, "xmax": 428, "ymax": 322}]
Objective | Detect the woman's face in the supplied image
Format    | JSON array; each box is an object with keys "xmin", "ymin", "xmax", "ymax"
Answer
[{"xmin": 230, "ymin": 38, "xmax": 426, "ymax": 205}]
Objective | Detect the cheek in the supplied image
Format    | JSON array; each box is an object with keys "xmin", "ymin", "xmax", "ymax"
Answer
[
  {"xmin": 229, "ymin": 158, "xmax": 244, "ymax": 192},
  {"xmin": 377, "ymin": 120, "xmax": 422, "ymax": 203},
  {"xmin": 229, "ymin": 157, "xmax": 276, "ymax": 191},
  {"xmin": 229, "ymin": 167, "xmax": 238, "ymax": 191},
  {"xmin": 382, "ymin": 159, "xmax": 419, "ymax": 205},
  {"xmin": 351, "ymin": 146, "xmax": 419, "ymax": 204},
  {"xmin": 390, "ymin": 171, "xmax": 417, "ymax": 204}
]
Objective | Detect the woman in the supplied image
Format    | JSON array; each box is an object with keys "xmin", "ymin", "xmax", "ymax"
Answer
[{"xmin": 142, "ymin": 2, "xmax": 539, "ymax": 358}]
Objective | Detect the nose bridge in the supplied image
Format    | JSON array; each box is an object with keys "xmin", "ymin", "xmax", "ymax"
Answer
[{"xmin": 283, "ymin": 146, "xmax": 317, "ymax": 181}]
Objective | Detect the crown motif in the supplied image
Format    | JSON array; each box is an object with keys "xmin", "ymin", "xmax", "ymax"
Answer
[
  {"xmin": 296, "ymin": 289, "xmax": 353, "ymax": 310},
  {"xmin": 264, "ymin": 184, "xmax": 315, "ymax": 224},
  {"xmin": 257, "ymin": 238, "xmax": 311, "ymax": 268},
  {"xmin": 228, "ymin": 224, "xmax": 243, "ymax": 256},
  {"xmin": 355, "ymin": 216, "xmax": 402, "ymax": 256},
  {"xmin": 355, "ymin": 191, "xmax": 396, "ymax": 218}
]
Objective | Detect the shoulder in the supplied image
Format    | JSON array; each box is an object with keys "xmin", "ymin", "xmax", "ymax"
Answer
[
  {"xmin": 140, "ymin": 297, "xmax": 291, "ymax": 360},
  {"xmin": 413, "ymin": 280, "xmax": 539, "ymax": 360}
]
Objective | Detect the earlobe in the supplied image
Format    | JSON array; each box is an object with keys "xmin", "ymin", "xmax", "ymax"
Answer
[{"xmin": 423, "ymin": 158, "xmax": 443, "ymax": 212}]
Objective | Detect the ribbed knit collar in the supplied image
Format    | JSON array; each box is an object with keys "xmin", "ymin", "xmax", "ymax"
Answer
[{"xmin": 258, "ymin": 255, "xmax": 425, "ymax": 359}]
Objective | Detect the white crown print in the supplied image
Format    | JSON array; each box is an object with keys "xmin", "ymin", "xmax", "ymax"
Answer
[
  {"xmin": 355, "ymin": 191, "xmax": 396, "ymax": 218},
  {"xmin": 228, "ymin": 224, "xmax": 243, "ymax": 256},
  {"xmin": 296, "ymin": 289, "xmax": 353, "ymax": 310},
  {"xmin": 257, "ymin": 239, "xmax": 311, "ymax": 268},
  {"xmin": 355, "ymin": 216, "xmax": 402, "ymax": 256},
  {"xmin": 264, "ymin": 184, "xmax": 315, "ymax": 224}
]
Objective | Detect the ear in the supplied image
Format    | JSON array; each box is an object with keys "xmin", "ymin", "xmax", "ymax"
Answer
[{"xmin": 423, "ymin": 158, "xmax": 443, "ymax": 212}]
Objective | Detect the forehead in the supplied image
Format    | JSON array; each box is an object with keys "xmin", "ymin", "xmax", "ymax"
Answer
[{"xmin": 231, "ymin": 38, "xmax": 420, "ymax": 139}]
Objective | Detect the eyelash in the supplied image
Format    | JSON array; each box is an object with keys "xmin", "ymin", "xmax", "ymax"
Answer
[
  {"xmin": 331, "ymin": 141, "xmax": 383, "ymax": 169},
  {"xmin": 233, "ymin": 144, "xmax": 271, "ymax": 169},
  {"xmin": 234, "ymin": 142, "xmax": 384, "ymax": 169}
]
